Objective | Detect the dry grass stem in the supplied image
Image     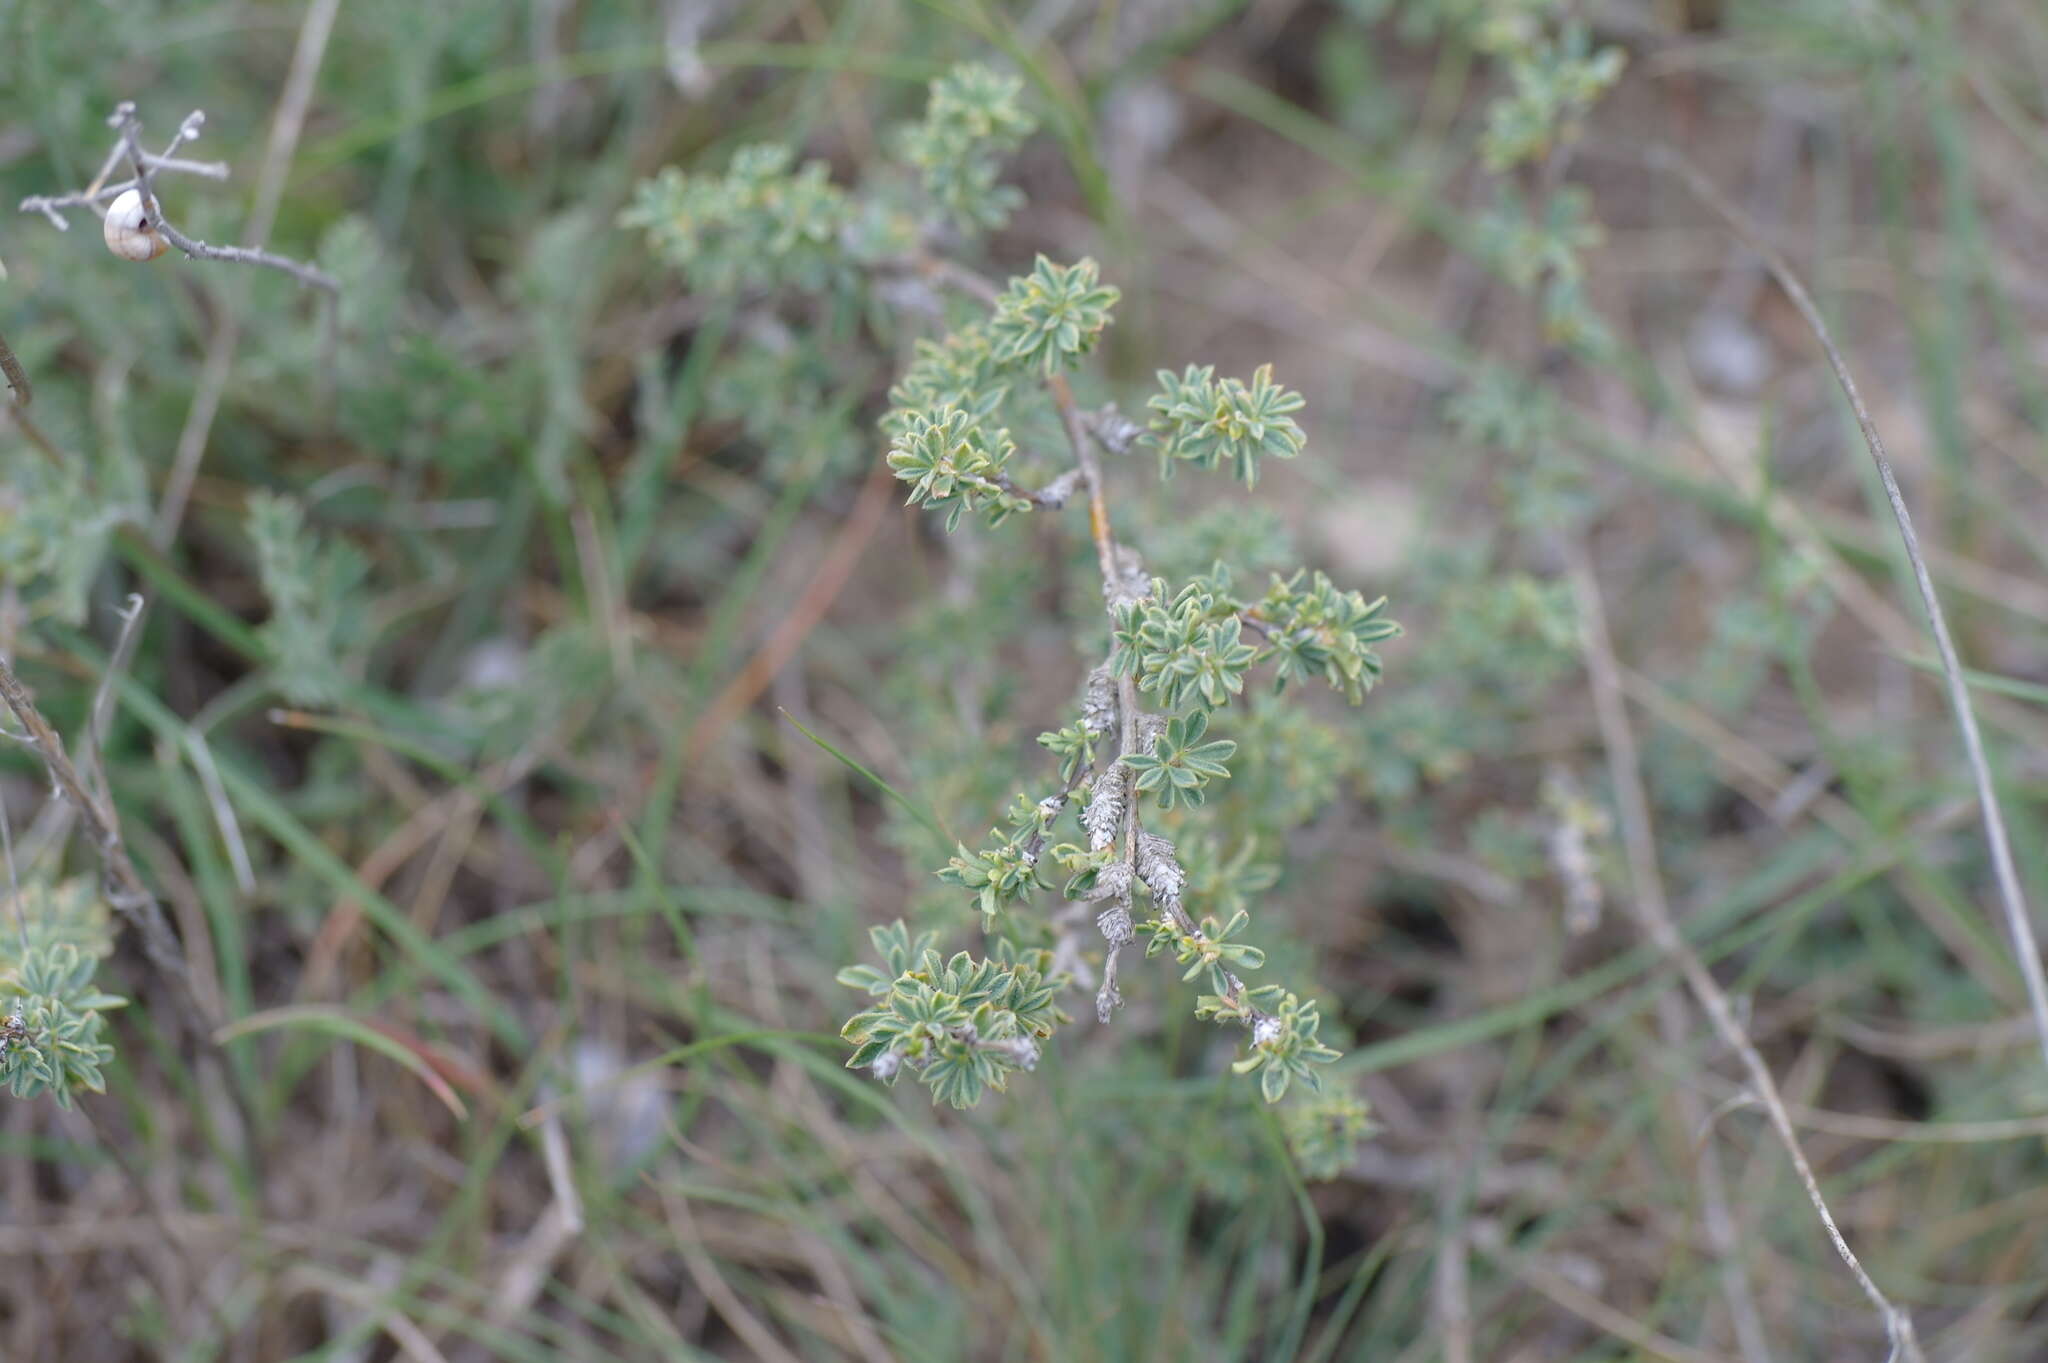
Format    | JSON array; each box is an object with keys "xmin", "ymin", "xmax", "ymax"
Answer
[
  {"xmin": 1648, "ymin": 143, "xmax": 2048, "ymax": 1079},
  {"xmin": 1570, "ymin": 546, "xmax": 1922, "ymax": 1363}
]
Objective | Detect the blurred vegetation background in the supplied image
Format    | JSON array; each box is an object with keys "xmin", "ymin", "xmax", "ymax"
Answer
[{"xmin": 5, "ymin": 0, "xmax": 2048, "ymax": 1358}]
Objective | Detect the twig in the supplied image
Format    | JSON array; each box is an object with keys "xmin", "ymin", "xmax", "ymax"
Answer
[
  {"xmin": 1648, "ymin": 142, "xmax": 2048, "ymax": 1079},
  {"xmin": 992, "ymin": 466, "xmax": 1084, "ymax": 510},
  {"xmin": 1568, "ymin": 547, "xmax": 1921, "ymax": 1363},
  {"xmin": 77, "ymin": 594, "xmax": 148, "ymax": 810},
  {"xmin": 0, "ymin": 327, "xmax": 66, "ymax": 465},
  {"xmin": 536, "ymin": 1107, "xmax": 584, "ymax": 1235},
  {"xmin": 1046, "ymin": 368, "xmax": 1153, "ymax": 1019},
  {"xmin": 108, "ymin": 108, "xmax": 337, "ymax": 293},
  {"xmin": 17, "ymin": 166, "xmax": 229, "ymax": 225},
  {"xmin": 20, "ymin": 103, "xmax": 333, "ymax": 292},
  {"xmin": 913, "ymin": 254, "xmax": 1278, "ymax": 1036},
  {"xmin": 0, "ymin": 642, "xmax": 260, "ymax": 1165},
  {"xmin": 0, "ymin": 328, "xmax": 65, "ymax": 463},
  {"xmin": 0, "ymin": 659, "xmax": 184, "ymax": 980},
  {"xmin": 1, "ymin": 775, "xmax": 25, "ymax": 954},
  {"xmin": 1043, "ymin": 370, "xmax": 1272, "ymax": 1033},
  {"xmin": 0, "ymin": 330, "xmax": 30, "ymax": 408},
  {"xmin": 1554, "ymin": 686, "xmax": 1762, "ymax": 1354}
]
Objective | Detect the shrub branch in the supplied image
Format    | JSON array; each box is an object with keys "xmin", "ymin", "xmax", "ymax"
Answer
[
  {"xmin": 19, "ymin": 103, "xmax": 337, "ymax": 293},
  {"xmin": 0, "ymin": 657, "xmax": 195, "ymax": 1001}
]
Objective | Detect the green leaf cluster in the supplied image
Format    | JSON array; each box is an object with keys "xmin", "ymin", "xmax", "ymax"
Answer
[
  {"xmin": 0, "ymin": 462, "xmax": 134, "ymax": 626},
  {"xmin": 837, "ymin": 924, "xmax": 1071, "ymax": 1109},
  {"xmin": 940, "ymin": 791, "xmax": 1069, "ymax": 926},
  {"xmin": 1111, "ymin": 575, "xmax": 1259, "ymax": 713},
  {"xmin": 1219, "ymin": 989, "xmax": 1341, "ymax": 1103},
  {"xmin": 1254, "ymin": 570, "xmax": 1403, "ymax": 704},
  {"xmin": 1036, "ymin": 721, "xmax": 1100, "ymax": 785},
  {"xmin": 1, "ymin": 883, "xmax": 124, "ymax": 1107},
  {"xmin": 1143, "ymin": 363, "xmax": 1306, "ymax": 487},
  {"xmin": 882, "ymin": 322, "xmax": 1013, "ymax": 441},
  {"xmin": 1282, "ymin": 1091, "xmax": 1378, "ymax": 1181},
  {"xmin": 882, "ymin": 255, "xmax": 1122, "ymax": 528},
  {"xmin": 988, "ymin": 256, "xmax": 1120, "ymax": 375},
  {"xmin": 665, "ymin": 64, "xmax": 1401, "ymax": 1120},
  {"xmin": 1140, "ymin": 906, "xmax": 1266, "ymax": 989},
  {"xmin": 619, "ymin": 143, "xmax": 855, "ymax": 294},
  {"xmin": 1478, "ymin": 23, "xmax": 1626, "ymax": 172},
  {"xmin": 885, "ymin": 406, "xmax": 1031, "ymax": 531},
  {"xmin": 246, "ymin": 491, "xmax": 370, "ymax": 706},
  {"xmin": 898, "ymin": 63, "xmax": 1036, "ymax": 233},
  {"xmin": 940, "ymin": 837, "xmax": 1045, "ymax": 926},
  {"xmin": 1113, "ymin": 568, "xmax": 1401, "ymax": 711},
  {"xmin": 1472, "ymin": 187, "xmax": 1614, "ymax": 359},
  {"xmin": 1124, "ymin": 710, "xmax": 1237, "ymax": 811}
]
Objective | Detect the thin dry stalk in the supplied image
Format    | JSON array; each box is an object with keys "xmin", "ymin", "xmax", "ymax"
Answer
[
  {"xmin": 1485, "ymin": 1243, "xmax": 1734, "ymax": 1363},
  {"xmin": 286, "ymin": 1265, "xmax": 450, "ymax": 1363},
  {"xmin": 1433, "ymin": 1107, "xmax": 1477, "ymax": 1363},
  {"xmin": 78, "ymin": 593, "xmax": 148, "ymax": 807},
  {"xmin": 535, "ymin": 1108, "xmax": 584, "ymax": 1235},
  {"xmin": 1, "ymin": 777, "xmax": 23, "ymax": 951},
  {"xmin": 654, "ymin": 1181, "xmax": 807, "ymax": 1363},
  {"xmin": 0, "ymin": 655, "xmax": 195, "ymax": 1000},
  {"xmin": 154, "ymin": 0, "xmax": 344, "ymax": 547},
  {"xmin": 1708, "ymin": 1087, "xmax": 2048, "ymax": 1144},
  {"xmin": 246, "ymin": 0, "xmax": 343, "ymax": 246},
  {"xmin": 1568, "ymin": 547, "xmax": 1922, "ymax": 1363},
  {"xmin": 1648, "ymin": 143, "xmax": 2048, "ymax": 1079},
  {"xmin": 184, "ymin": 732, "xmax": 256, "ymax": 893},
  {"xmin": 0, "ymin": 328, "xmax": 64, "ymax": 463},
  {"xmin": 0, "ymin": 330, "xmax": 30, "ymax": 407}
]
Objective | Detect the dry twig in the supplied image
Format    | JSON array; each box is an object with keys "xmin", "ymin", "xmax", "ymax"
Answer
[
  {"xmin": 0, "ymin": 655, "xmax": 194, "ymax": 999},
  {"xmin": 1648, "ymin": 142, "xmax": 2048, "ymax": 1079},
  {"xmin": 0, "ymin": 330, "xmax": 30, "ymax": 408},
  {"xmin": 21, "ymin": 104, "xmax": 336, "ymax": 292},
  {"xmin": 1569, "ymin": 547, "xmax": 1921, "ymax": 1363}
]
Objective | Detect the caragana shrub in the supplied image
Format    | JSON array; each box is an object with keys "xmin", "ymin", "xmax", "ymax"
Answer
[{"xmin": 628, "ymin": 64, "xmax": 1400, "ymax": 1146}]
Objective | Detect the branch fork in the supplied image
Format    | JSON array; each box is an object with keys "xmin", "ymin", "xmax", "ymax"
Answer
[{"xmin": 19, "ymin": 102, "xmax": 337, "ymax": 293}]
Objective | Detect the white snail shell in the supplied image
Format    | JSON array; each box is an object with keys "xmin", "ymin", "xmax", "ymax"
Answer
[{"xmin": 102, "ymin": 188, "xmax": 168, "ymax": 262}]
